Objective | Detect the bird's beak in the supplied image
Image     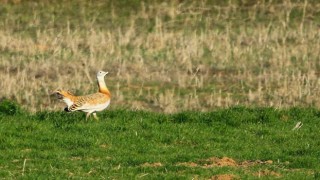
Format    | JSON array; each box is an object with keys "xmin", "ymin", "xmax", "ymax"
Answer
[{"xmin": 104, "ymin": 72, "xmax": 109, "ymax": 76}]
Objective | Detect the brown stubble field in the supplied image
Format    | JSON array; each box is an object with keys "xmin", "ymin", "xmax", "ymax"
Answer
[{"xmin": 0, "ymin": 0, "xmax": 320, "ymax": 113}]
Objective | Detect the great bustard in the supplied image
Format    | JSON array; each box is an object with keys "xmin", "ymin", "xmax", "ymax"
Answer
[{"xmin": 53, "ymin": 71, "xmax": 111, "ymax": 120}]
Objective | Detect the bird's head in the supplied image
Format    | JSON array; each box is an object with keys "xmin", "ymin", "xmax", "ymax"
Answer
[
  {"xmin": 52, "ymin": 89, "xmax": 74, "ymax": 99},
  {"xmin": 96, "ymin": 70, "xmax": 108, "ymax": 78}
]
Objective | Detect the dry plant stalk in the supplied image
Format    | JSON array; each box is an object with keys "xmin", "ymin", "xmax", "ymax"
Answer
[{"xmin": 0, "ymin": 1, "xmax": 320, "ymax": 113}]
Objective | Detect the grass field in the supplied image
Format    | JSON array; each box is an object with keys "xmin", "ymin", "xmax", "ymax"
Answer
[
  {"xmin": 0, "ymin": 101, "xmax": 319, "ymax": 179},
  {"xmin": 1, "ymin": 0, "xmax": 320, "ymax": 112}
]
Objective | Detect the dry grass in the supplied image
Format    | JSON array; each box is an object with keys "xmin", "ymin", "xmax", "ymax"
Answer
[{"xmin": 1, "ymin": 0, "xmax": 320, "ymax": 112}]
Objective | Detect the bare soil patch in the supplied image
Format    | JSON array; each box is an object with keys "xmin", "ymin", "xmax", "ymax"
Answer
[
  {"xmin": 177, "ymin": 156, "xmax": 274, "ymax": 168},
  {"xmin": 176, "ymin": 156, "xmax": 281, "ymax": 178},
  {"xmin": 210, "ymin": 174, "xmax": 237, "ymax": 180}
]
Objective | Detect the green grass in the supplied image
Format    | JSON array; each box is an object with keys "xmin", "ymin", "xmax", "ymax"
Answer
[{"xmin": 0, "ymin": 103, "xmax": 319, "ymax": 178}]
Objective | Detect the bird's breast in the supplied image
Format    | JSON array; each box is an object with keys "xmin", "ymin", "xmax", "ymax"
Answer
[{"xmin": 62, "ymin": 97, "xmax": 74, "ymax": 107}]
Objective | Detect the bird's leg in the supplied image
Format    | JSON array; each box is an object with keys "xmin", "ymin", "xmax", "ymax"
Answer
[
  {"xmin": 93, "ymin": 113, "xmax": 99, "ymax": 121},
  {"xmin": 86, "ymin": 112, "xmax": 92, "ymax": 121}
]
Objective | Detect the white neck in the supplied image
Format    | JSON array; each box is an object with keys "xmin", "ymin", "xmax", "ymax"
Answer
[{"xmin": 97, "ymin": 76, "xmax": 110, "ymax": 95}]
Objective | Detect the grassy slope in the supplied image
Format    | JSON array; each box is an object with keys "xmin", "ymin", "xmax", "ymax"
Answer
[
  {"xmin": 0, "ymin": 107, "xmax": 319, "ymax": 179},
  {"xmin": 1, "ymin": 0, "xmax": 320, "ymax": 112}
]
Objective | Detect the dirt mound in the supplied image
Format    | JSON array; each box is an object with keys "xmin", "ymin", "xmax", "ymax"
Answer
[
  {"xmin": 177, "ymin": 156, "xmax": 273, "ymax": 168},
  {"xmin": 141, "ymin": 157, "xmax": 281, "ymax": 178},
  {"xmin": 210, "ymin": 174, "xmax": 237, "ymax": 180},
  {"xmin": 204, "ymin": 157, "xmax": 238, "ymax": 167}
]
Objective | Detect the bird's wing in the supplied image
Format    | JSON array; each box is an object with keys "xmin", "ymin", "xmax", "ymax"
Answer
[
  {"xmin": 68, "ymin": 96, "xmax": 87, "ymax": 111},
  {"xmin": 68, "ymin": 93, "xmax": 110, "ymax": 112}
]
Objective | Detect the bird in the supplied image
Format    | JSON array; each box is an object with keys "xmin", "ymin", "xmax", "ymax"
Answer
[{"xmin": 53, "ymin": 71, "xmax": 111, "ymax": 120}]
